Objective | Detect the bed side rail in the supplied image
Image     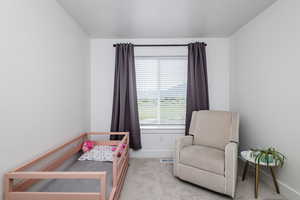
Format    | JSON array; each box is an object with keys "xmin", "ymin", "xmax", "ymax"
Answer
[
  {"xmin": 84, "ymin": 132, "xmax": 128, "ymax": 145},
  {"xmin": 5, "ymin": 171, "xmax": 107, "ymax": 200},
  {"xmin": 12, "ymin": 135, "xmax": 85, "ymax": 172},
  {"xmin": 9, "ymin": 135, "xmax": 84, "ymax": 192},
  {"xmin": 85, "ymin": 132, "xmax": 129, "ymax": 136}
]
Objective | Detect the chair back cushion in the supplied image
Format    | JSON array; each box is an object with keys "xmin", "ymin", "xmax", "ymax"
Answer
[{"xmin": 189, "ymin": 111, "xmax": 233, "ymax": 150}]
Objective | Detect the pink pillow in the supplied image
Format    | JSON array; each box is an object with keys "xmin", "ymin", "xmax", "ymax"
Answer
[
  {"xmin": 112, "ymin": 144, "xmax": 127, "ymax": 157},
  {"xmin": 82, "ymin": 141, "xmax": 95, "ymax": 152},
  {"xmin": 111, "ymin": 146, "xmax": 117, "ymax": 151}
]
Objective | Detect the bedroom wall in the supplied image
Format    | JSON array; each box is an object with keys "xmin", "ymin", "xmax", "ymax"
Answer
[
  {"xmin": 230, "ymin": 0, "xmax": 300, "ymax": 198},
  {"xmin": 0, "ymin": 1, "xmax": 90, "ymax": 197},
  {"xmin": 91, "ymin": 38, "xmax": 230, "ymax": 157}
]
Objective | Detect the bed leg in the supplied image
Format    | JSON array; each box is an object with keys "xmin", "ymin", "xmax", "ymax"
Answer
[
  {"xmin": 82, "ymin": 132, "xmax": 89, "ymax": 142},
  {"xmin": 4, "ymin": 174, "xmax": 13, "ymax": 200},
  {"xmin": 101, "ymin": 172, "xmax": 107, "ymax": 200},
  {"xmin": 113, "ymin": 155, "xmax": 117, "ymax": 188}
]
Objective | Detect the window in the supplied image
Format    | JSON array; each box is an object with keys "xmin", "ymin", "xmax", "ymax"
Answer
[{"xmin": 135, "ymin": 56, "xmax": 187, "ymax": 125}]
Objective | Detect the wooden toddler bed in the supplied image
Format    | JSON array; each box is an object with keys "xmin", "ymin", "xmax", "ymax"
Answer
[{"xmin": 4, "ymin": 132, "xmax": 129, "ymax": 200}]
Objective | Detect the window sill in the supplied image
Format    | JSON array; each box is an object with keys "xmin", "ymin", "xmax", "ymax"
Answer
[
  {"xmin": 141, "ymin": 125, "xmax": 185, "ymax": 130},
  {"xmin": 140, "ymin": 125, "xmax": 185, "ymax": 134}
]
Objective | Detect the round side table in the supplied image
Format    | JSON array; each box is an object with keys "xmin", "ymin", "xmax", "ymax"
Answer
[{"xmin": 241, "ymin": 150, "xmax": 280, "ymax": 199}]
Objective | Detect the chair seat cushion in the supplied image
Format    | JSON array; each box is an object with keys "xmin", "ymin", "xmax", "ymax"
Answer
[{"xmin": 179, "ymin": 145, "xmax": 225, "ymax": 175}]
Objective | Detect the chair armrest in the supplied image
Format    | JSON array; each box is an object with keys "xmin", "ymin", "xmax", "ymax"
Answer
[
  {"xmin": 225, "ymin": 142, "xmax": 238, "ymax": 197},
  {"xmin": 176, "ymin": 135, "xmax": 193, "ymax": 151},
  {"xmin": 174, "ymin": 136, "xmax": 193, "ymax": 176}
]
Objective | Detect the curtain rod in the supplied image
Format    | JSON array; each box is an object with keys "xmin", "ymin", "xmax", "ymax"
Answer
[{"xmin": 113, "ymin": 43, "xmax": 207, "ymax": 47}]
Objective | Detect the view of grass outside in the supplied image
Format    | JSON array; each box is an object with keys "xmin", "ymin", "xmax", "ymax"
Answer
[{"xmin": 138, "ymin": 97, "xmax": 186, "ymax": 124}]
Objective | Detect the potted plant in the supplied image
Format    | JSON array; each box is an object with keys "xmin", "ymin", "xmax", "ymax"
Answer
[{"xmin": 251, "ymin": 147, "xmax": 286, "ymax": 167}]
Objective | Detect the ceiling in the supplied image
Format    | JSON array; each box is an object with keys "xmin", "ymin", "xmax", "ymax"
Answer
[{"xmin": 57, "ymin": 0, "xmax": 277, "ymax": 38}]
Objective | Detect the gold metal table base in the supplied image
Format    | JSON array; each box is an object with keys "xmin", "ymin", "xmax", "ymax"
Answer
[{"xmin": 242, "ymin": 161, "xmax": 280, "ymax": 198}]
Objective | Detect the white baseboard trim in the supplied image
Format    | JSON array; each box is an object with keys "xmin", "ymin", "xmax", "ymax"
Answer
[
  {"xmin": 130, "ymin": 149, "xmax": 174, "ymax": 158},
  {"xmin": 259, "ymin": 168, "xmax": 300, "ymax": 200},
  {"xmin": 239, "ymin": 158, "xmax": 300, "ymax": 200}
]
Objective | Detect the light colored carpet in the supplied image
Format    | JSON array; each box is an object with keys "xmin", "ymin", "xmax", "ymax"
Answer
[{"xmin": 120, "ymin": 158, "xmax": 286, "ymax": 200}]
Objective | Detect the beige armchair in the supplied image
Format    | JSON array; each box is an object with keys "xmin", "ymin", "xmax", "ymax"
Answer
[{"xmin": 174, "ymin": 111, "xmax": 239, "ymax": 198}]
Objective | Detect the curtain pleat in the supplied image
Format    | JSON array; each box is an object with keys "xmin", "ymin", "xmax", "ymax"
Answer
[
  {"xmin": 111, "ymin": 43, "xmax": 142, "ymax": 150},
  {"xmin": 185, "ymin": 42, "xmax": 209, "ymax": 135}
]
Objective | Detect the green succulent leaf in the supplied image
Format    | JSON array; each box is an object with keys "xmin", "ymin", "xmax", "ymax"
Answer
[{"xmin": 253, "ymin": 147, "xmax": 285, "ymax": 167}]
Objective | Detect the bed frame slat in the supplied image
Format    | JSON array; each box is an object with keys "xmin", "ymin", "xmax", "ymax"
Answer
[
  {"xmin": 8, "ymin": 171, "xmax": 106, "ymax": 179},
  {"xmin": 113, "ymin": 159, "xmax": 129, "ymax": 200},
  {"xmin": 95, "ymin": 141, "xmax": 121, "ymax": 146},
  {"xmin": 9, "ymin": 192, "xmax": 102, "ymax": 200},
  {"xmin": 87, "ymin": 132, "xmax": 128, "ymax": 135}
]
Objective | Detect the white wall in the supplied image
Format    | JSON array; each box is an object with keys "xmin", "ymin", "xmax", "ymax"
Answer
[
  {"xmin": 91, "ymin": 38, "xmax": 230, "ymax": 157},
  {"xmin": 230, "ymin": 0, "xmax": 300, "ymax": 198},
  {"xmin": 0, "ymin": 1, "xmax": 90, "ymax": 197}
]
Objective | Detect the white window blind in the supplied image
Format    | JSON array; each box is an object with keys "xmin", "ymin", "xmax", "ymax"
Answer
[{"xmin": 135, "ymin": 56, "xmax": 187, "ymax": 125}]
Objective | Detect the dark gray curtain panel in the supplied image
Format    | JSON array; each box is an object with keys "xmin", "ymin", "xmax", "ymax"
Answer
[
  {"xmin": 110, "ymin": 43, "xmax": 142, "ymax": 150},
  {"xmin": 185, "ymin": 42, "xmax": 209, "ymax": 135}
]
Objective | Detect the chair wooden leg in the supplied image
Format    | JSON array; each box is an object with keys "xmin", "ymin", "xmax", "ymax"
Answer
[
  {"xmin": 270, "ymin": 167, "xmax": 280, "ymax": 194},
  {"xmin": 242, "ymin": 161, "xmax": 249, "ymax": 181},
  {"xmin": 255, "ymin": 164, "xmax": 260, "ymax": 199}
]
